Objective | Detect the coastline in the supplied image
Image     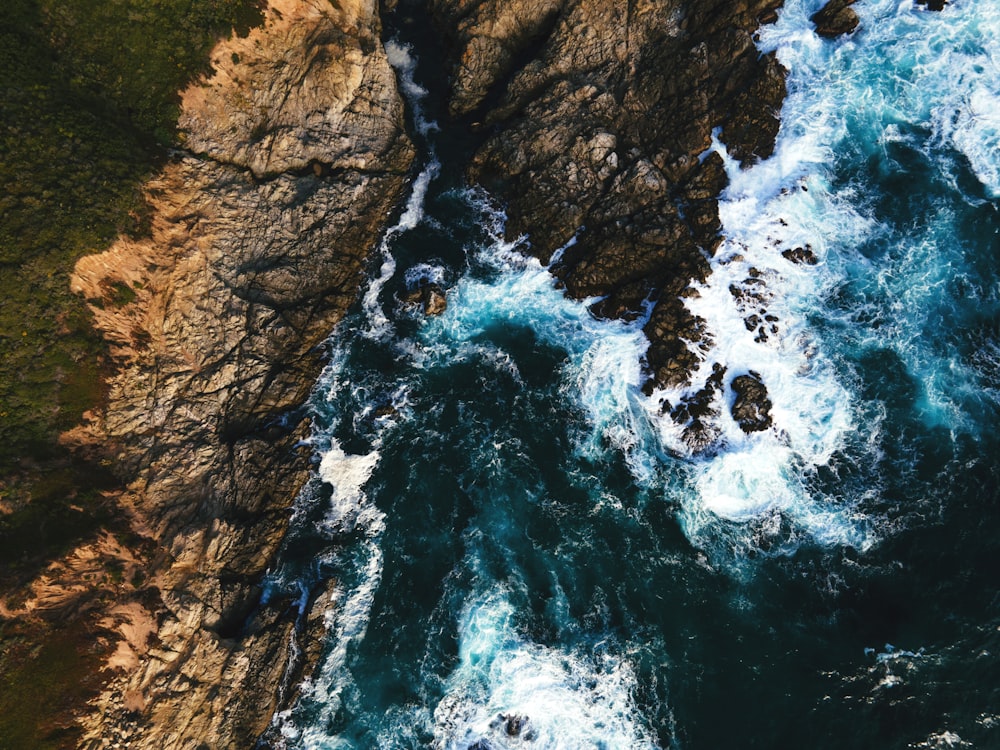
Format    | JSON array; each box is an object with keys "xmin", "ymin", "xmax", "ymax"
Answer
[
  {"xmin": 67, "ymin": 1, "xmax": 415, "ymax": 746},
  {"xmin": 0, "ymin": 0, "xmax": 856, "ymax": 745}
]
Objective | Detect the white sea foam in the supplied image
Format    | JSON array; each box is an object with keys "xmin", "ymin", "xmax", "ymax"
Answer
[
  {"xmin": 274, "ymin": 435, "xmax": 387, "ymax": 747},
  {"xmin": 405, "ymin": 262, "xmax": 448, "ymax": 289},
  {"xmin": 318, "ymin": 440, "xmax": 381, "ymax": 531},
  {"xmin": 654, "ymin": 129, "xmax": 872, "ymax": 551},
  {"xmin": 362, "ymin": 158, "xmax": 441, "ymax": 340},
  {"xmin": 276, "ymin": 526, "xmax": 386, "ymax": 749},
  {"xmin": 362, "ymin": 37, "xmax": 443, "ymax": 341},
  {"xmin": 432, "ymin": 593, "xmax": 658, "ymax": 750},
  {"xmin": 763, "ymin": 0, "xmax": 1000, "ymax": 426},
  {"xmin": 419, "ymin": 195, "xmax": 654, "ymax": 482},
  {"xmin": 385, "ymin": 39, "xmax": 438, "ymax": 136}
]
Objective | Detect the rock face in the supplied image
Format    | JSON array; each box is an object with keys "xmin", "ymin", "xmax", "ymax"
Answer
[
  {"xmin": 66, "ymin": 0, "xmax": 414, "ymax": 746},
  {"xmin": 811, "ymin": 0, "xmax": 859, "ymax": 38},
  {"xmin": 730, "ymin": 372, "xmax": 774, "ymax": 432},
  {"xmin": 403, "ymin": 282, "xmax": 449, "ymax": 315},
  {"xmin": 427, "ymin": 0, "xmax": 786, "ymax": 390}
]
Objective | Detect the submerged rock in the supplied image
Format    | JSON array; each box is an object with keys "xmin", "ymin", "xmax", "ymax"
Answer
[
  {"xmin": 428, "ymin": 0, "xmax": 788, "ymax": 389},
  {"xmin": 730, "ymin": 372, "xmax": 774, "ymax": 432},
  {"xmin": 403, "ymin": 282, "xmax": 448, "ymax": 315},
  {"xmin": 782, "ymin": 245, "xmax": 819, "ymax": 265},
  {"xmin": 916, "ymin": 0, "xmax": 947, "ymax": 9},
  {"xmin": 811, "ymin": 0, "xmax": 860, "ymax": 38},
  {"xmin": 68, "ymin": 0, "xmax": 415, "ymax": 747}
]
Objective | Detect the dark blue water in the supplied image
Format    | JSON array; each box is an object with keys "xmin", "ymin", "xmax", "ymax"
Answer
[{"xmin": 265, "ymin": 1, "xmax": 1000, "ymax": 747}]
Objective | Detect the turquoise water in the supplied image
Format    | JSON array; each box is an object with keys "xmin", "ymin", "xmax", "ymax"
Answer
[{"xmin": 264, "ymin": 1, "xmax": 1000, "ymax": 747}]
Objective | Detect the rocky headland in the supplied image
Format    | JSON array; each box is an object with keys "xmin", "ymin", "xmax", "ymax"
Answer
[{"xmin": 423, "ymin": 0, "xmax": 788, "ymax": 435}]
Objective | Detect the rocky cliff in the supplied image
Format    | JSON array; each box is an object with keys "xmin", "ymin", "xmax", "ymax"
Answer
[
  {"xmin": 60, "ymin": 0, "xmax": 414, "ymax": 746},
  {"xmin": 426, "ymin": 0, "xmax": 786, "ymax": 404}
]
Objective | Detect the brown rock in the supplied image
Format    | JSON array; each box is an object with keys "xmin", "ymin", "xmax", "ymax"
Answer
[
  {"xmin": 403, "ymin": 282, "xmax": 448, "ymax": 315},
  {"xmin": 811, "ymin": 0, "xmax": 860, "ymax": 38},
  {"xmin": 429, "ymin": 0, "xmax": 787, "ymax": 389},
  {"xmin": 425, "ymin": 286, "xmax": 448, "ymax": 315},
  {"xmin": 782, "ymin": 245, "xmax": 818, "ymax": 264},
  {"xmin": 68, "ymin": 1, "xmax": 415, "ymax": 747},
  {"xmin": 730, "ymin": 372, "xmax": 773, "ymax": 432}
]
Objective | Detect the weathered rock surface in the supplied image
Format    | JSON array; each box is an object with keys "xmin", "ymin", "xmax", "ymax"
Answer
[
  {"xmin": 426, "ymin": 0, "xmax": 787, "ymax": 393},
  {"xmin": 730, "ymin": 372, "xmax": 774, "ymax": 432},
  {"xmin": 403, "ymin": 282, "xmax": 449, "ymax": 315},
  {"xmin": 66, "ymin": 0, "xmax": 414, "ymax": 746},
  {"xmin": 811, "ymin": 0, "xmax": 859, "ymax": 38}
]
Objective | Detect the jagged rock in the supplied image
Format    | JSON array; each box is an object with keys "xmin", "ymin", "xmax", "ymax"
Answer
[
  {"xmin": 68, "ymin": 1, "xmax": 415, "ymax": 747},
  {"xmin": 916, "ymin": 0, "xmax": 947, "ymax": 9},
  {"xmin": 730, "ymin": 372, "xmax": 773, "ymax": 432},
  {"xmin": 782, "ymin": 245, "xmax": 818, "ymax": 265},
  {"xmin": 811, "ymin": 0, "xmax": 859, "ymax": 38},
  {"xmin": 403, "ymin": 282, "xmax": 448, "ymax": 315},
  {"xmin": 503, "ymin": 713, "xmax": 529, "ymax": 737},
  {"xmin": 427, "ymin": 0, "xmax": 787, "ymax": 388},
  {"xmin": 668, "ymin": 362, "xmax": 727, "ymax": 451}
]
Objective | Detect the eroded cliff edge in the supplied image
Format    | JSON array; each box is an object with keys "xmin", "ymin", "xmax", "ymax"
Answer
[{"xmin": 60, "ymin": 0, "xmax": 414, "ymax": 745}]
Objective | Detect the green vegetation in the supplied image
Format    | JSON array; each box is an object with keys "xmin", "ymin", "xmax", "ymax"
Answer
[
  {"xmin": 0, "ymin": 619, "xmax": 108, "ymax": 750},
  {"xmin": 0, "ymin": 0, "xmax": 264, "ymax": 744}
]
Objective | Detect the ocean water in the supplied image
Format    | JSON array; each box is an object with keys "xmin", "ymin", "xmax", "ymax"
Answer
[{"xmin": 263, "ymin": 1, "xmax": 1000, "ymax": 747}]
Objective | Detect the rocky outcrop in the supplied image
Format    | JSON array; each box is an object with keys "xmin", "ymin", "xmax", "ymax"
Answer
[
  {"xmin": 65, "ymin": 0, "xmax": 415, "ymax": 746},
  {"xmin": 782, "ymin": 245, "xmax": 819, "ymax": 265},
  {"xmin": 426, "ymin": 0, "xmax": 786, "ymax": 392},
  {"xmin": 811, "ymin": 0, "xmax": 859, "ymax": 38},
  {"xmin": 403, "ymin": 282, "xmax": 449, "ymax": 315},
  {"xmin": 730, "ymin": 372, "xmax": 773, "ymax": 432}
]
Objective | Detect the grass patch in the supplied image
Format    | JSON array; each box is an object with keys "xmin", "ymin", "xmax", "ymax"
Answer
[
  {"xmin": 0, "ymin": 618, "xmax": 112, "ymax": 750},
  {"xmin": 0, "ymin": 0, "xmax": 266, "ymax": 472}
]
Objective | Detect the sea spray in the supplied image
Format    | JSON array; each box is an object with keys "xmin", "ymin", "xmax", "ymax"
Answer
[{"xmin": 431, "ymin": 592, "xmax": 659, "ymax": 750}]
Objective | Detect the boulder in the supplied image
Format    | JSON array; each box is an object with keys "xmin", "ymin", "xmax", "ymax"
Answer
[
  {"xmin": 781, "ymin": 245, "xmax": 818, "ymax": 265},
  {"xmin": 730, "ymin": 372, "xmax": 773, "ymax": 432},
  {"xmin": 503, "ymin": 713, "xmax": 530, "ymax": 736},
  {"xmin": 811, "ymin": 0, "xmax": 860, "ymax": 38},
  {"xmin": 403, "ymin": 282, "xmax": 448, "ymax": 316}
]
